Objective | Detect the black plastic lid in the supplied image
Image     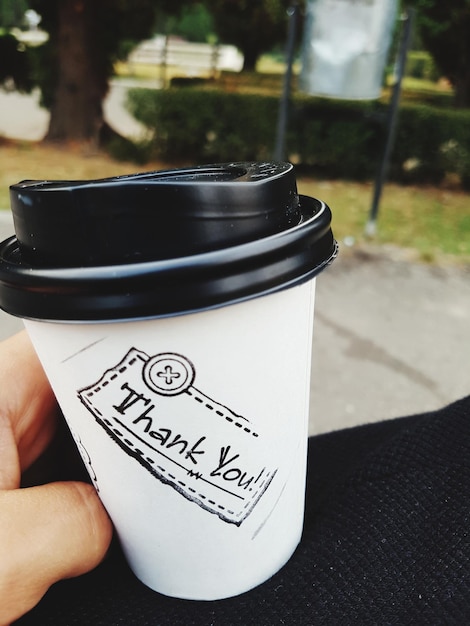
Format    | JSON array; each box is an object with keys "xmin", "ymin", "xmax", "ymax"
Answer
[
  {"xmin": 9, "ymin": 162, "xmax": 302, "ymax": 267},
  {"xmin": 0, "ymin": 162, "xmax": 337, "ymax": 321}
]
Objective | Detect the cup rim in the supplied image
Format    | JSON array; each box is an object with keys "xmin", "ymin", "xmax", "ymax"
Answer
[{"xmin": 0, "ymin": 195, "xmax": 337, "ymax": 322}]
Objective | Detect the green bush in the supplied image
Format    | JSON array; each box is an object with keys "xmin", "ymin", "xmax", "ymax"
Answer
[
  {"xmin": 406, "ymin": 51, "xmax": 440, "ymax": 82},
  {"xmin": 291, "ymin": 98, "xmax": 384, "ymax": 180},
  {"xmin": 127, "ymin": 87, "xmax": 278, "ymax": 163},
  {"xmin": 392, "ymin": 105, "xmax": 470, "ymax": 185},
  {"xmin": 126, "ymin": 87, "xmax": 470, "ymax": 186}
]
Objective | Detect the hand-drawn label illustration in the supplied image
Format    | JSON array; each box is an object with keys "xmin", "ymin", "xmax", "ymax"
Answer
[{"xmin": 78, "ymin": 349, "xmax": 277, "ymax": 525}]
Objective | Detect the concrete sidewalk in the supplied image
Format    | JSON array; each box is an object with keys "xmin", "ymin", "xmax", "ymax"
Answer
[
  {"xmin": 0, "ymin": 81, "xmax": 149, "ymax": 141},
  {"xmin": 1, "ymin": 210, "xmax": 469, "ymax": 435},
  {"xmin": 311, "ymin": 247, "xmax": 470, "ymax": 433}
]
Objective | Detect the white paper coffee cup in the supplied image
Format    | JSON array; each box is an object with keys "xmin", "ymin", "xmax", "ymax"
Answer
[
  {"xmin": 0, "ymin": 162, "xmax": 337, "ymax": 600},
  {"xmin": 23, "ymin": 278, "xmax": 316, "ymax": 600}
]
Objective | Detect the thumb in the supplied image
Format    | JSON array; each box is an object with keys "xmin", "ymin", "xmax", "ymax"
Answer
[{"xmin": 0, "ymin": 481, "xmax": 113, "ymax": 625}]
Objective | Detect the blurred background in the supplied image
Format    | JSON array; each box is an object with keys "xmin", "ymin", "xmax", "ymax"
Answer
[{"xmin": 0, "ymin": 0, "xmax": 469, "ymax": 434}]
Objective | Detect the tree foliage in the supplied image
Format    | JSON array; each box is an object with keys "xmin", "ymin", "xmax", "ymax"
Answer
[
  {"xmin": 203, "ymin": 0, "xmax": 299, "ymax": 71},
  {"xmin": 164, "ymin": 3, "xmax": 215, "ymax": 43},
  {"xmin": 0, "ymin": 33, "xmax": 33, "ymax": 92},
  {"xmin": 0, "ymin": 0, "xmax": 33, "ymax": 93},
  {"xmin": 411, "ymin": 0, "xmax": 470, "ymax": 107},
  {"xmin": 0, "ymin": 0, "xmax": 30, "ymax": 29}
]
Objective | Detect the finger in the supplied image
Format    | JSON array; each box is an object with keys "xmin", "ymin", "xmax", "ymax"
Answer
[
  {"xmin": 0, "ymin": 481, "xmax": 113, "ymax": 625},
  {"xmin": 0, "ymin": 413, "xmax": 20, "ymax": 491},
  {"xmin": 0, "ymin": 331, "xmax": 58, "ymax": 481}
]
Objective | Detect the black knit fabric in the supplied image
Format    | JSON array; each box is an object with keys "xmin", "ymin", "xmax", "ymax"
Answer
[{"xmin": 15, "ymin": 397, "xmax": 470, "ymax": 625}]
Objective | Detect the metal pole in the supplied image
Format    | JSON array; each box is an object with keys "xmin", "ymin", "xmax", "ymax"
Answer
[
  {"xmin": 211, "ymin": 43, "xmax": 220, "ymax": 80},
  {"xmin": 160, "ymin": 34, "xmax": 168, "ymax": 89},
  {"xmin": 273, "ymin": 2, "xmax": 299, "ymax": 161},
  {"xmin": 365, "ymin": 7, "xmax": 415, "ymax": 236}
]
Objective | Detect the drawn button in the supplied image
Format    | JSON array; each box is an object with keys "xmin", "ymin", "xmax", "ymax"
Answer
[{"xmin": 143, "ymin": 353, "xmax": 195, "ymax": 396}]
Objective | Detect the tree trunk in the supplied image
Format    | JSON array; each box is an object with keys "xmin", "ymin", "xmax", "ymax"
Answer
[
  {"xmin": 45, "ymin": 0, "xmax": 108, "ymax": 145},
  {"xmin": 241, "ymin": 46, "xmax": 260, "ymax": 72},
  {"xmin": 453, "ymin": 68, "xmax": 470, "ymax": 108}
]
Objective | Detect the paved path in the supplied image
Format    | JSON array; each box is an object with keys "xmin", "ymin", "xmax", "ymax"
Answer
[
  {"xmin": 311, "ymin": 248, "xmax": 470, "ymax": 433},
  {"xmin": 1, "ymin": 87, "xmax": 469, "ymax": 435},
  {"xmin": 0, "ymin": 80, "xmax": 148, "ymax": 141}
]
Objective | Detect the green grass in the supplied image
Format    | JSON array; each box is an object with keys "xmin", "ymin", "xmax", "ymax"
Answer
[{"xmin": 298, "ymin": 178, "xmax": 470, "ymax": 263}]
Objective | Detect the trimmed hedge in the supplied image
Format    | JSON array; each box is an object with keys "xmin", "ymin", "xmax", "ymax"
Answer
[
  {"xmin": 290, "ymin": 97, "xmax": 383, "ymax": 180},
  {"xmin": 127, "ymin": 88, "xmax": 278, "ymax": 163},
  {"xmin": 126, "ymin": 87, "xmax": 470, "ymax": 186},
  {"xmin": 406, "ymin": 51, "xmax": 439, "ymax": 82}
]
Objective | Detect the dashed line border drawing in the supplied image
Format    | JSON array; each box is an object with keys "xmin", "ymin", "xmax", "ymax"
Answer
[{"xmin": 78, "ymin": 348, "xmax": 277, "ymax": 526}]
